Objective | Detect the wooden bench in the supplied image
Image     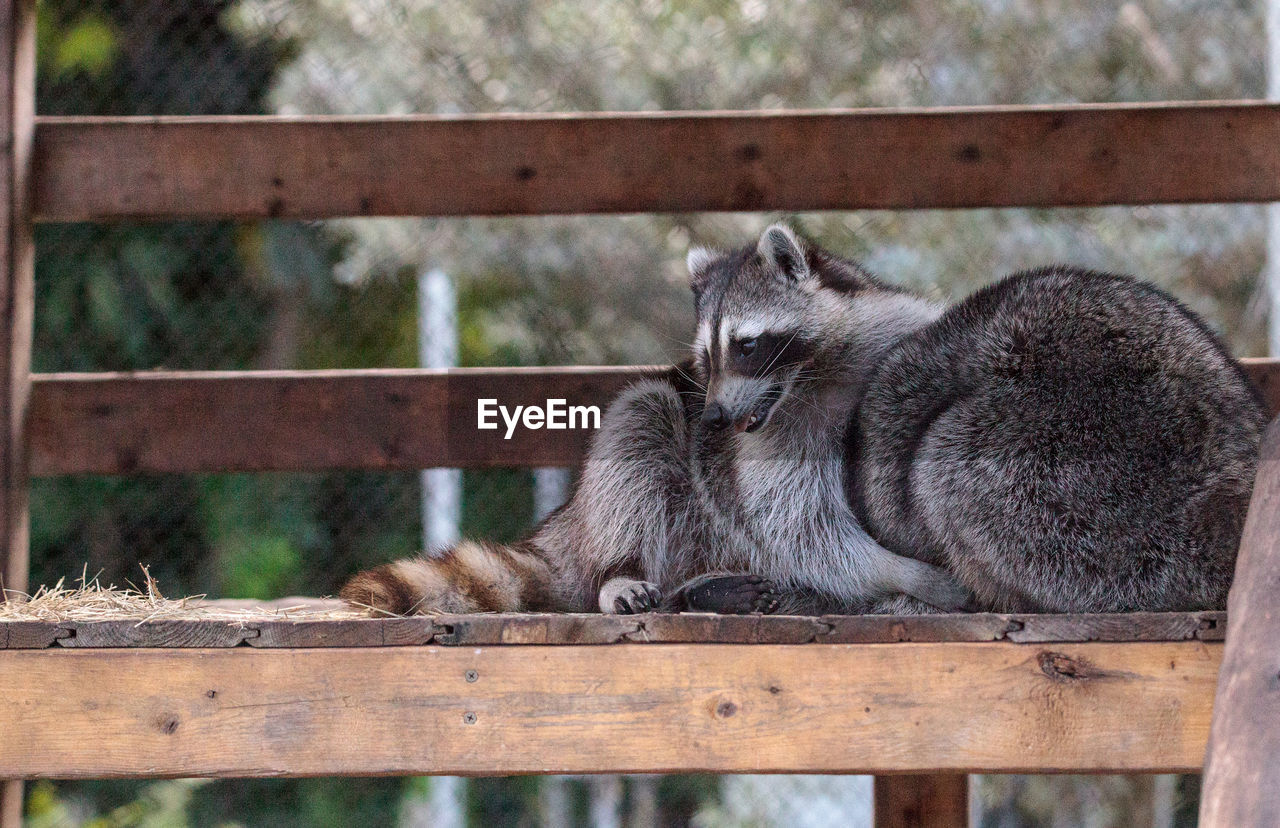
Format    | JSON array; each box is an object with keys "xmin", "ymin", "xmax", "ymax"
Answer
[{"xmin": 1, "ymin": 1, "xmax": 1279, "ymax": 823}]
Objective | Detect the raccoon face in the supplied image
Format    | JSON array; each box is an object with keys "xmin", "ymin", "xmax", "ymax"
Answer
[{"xmin": 686, "ymin": 224, "xmax": 871, "ymax": 434}]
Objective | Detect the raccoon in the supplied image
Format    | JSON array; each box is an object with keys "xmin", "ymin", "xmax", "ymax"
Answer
[
  {"xmin": 846, "ymin": 265, "xmax": 1265, "ymax": 612},
  {"xmin": 341, "ymin": 224, "xmax": 972, "ymax": 616}
]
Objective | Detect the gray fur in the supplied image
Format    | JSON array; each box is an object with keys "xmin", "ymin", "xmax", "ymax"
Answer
[
  {"xmin": 524, "ymin": 224, "xmax": 971, "ymax": 613},
  {"xmin": 345, "ymin": 227, "xmax": 1262, "ymax": 617},
  {"xmin": 847, "ymin": 266, "xmax": 1265, "ymax": 612}
]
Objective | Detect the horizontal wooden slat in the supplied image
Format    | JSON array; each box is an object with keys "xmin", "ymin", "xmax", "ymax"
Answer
[
  {"xmin": 0, "ymin": 641, "xmax": 1219, "ymax": 777},
  {"xmin": 0, "ymin": 611, "xmax": 1225, "ymax": 649},
  {"xmin": 28, "ymin": 366, "xmax": 644, "ymax": 475},
  {"xmin": 32, "ymin": 102, "xmax": 1280, "ymax": 221},
  {"xmin": 27, "ymin": 359, "xmax": 1280, "ymax": 476}
]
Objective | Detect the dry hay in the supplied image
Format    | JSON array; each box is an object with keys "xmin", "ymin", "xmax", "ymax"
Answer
[{"xmin": 0, "ymin": 566, "xmax": 360, "ymax": 623}]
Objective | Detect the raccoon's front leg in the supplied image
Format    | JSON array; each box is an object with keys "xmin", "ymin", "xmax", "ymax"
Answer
[{"xmin": 599, "ymin": 577, "xmax": 661, "ymax": 614}]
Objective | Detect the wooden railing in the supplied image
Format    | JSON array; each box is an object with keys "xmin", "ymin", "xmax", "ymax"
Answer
[
  {"xmin": 1, "ymin": 0, "xmax": 1278, "ymax": 820},
  {"xmin": 33, "ymin": 102, "xmax": 1280, "ymax": 221},
  {"xmin": 21, "ymin": 360, "xmax": 1280, "ymax": 475}
]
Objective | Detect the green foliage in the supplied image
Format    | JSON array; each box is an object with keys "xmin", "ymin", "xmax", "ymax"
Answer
[
  {"xmin": 47, "ymin": 13, "xmax": 118, "ymax": 77},
  {"xmin": 186, "ymin": 778, "xmax": 404, "ymax": 828}
]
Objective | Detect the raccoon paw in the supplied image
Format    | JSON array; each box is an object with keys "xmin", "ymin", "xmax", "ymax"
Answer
[
  {"xmin": 675, "ymin": 574, "xmax": 780, "ymax": 615},
  {"xmin": 599, "ymin": 577, "xmax": 662, "ymax": 614}
]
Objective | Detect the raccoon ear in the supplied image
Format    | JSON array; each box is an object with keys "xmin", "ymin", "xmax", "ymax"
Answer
[
  {"xmin": 757, "ymin": 224, "xmax": 811, "ymax": 282},
  {"xmin": 686, "ymin": 245, "xmax": 719, "ymax": 292}
]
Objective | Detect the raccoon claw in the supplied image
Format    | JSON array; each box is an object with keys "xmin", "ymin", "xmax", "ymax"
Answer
[
  {"xmin": 678, "ymin": 574, "xmax": 781, "ymax": 615},
  {"xmin": 603, "ymin": 579, "xmax": 662, "ymax": 614}
]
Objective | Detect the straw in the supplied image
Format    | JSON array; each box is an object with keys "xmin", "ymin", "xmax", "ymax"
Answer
[{"xmin": 0, "ymin": 565, "xmax": 363, "ymax": 623}]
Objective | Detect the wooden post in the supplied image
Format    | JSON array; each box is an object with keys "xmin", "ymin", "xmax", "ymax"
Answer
[
  {"xmin": 874, "ymin": 775, "xmax": 969, "ymax": 828},
  {"xmin": 0, "ymin": 0, "xmax": 35, "ymax": 825},
  {"xmin": 1201, "ymin": 416, "xmax": 1280, "ymax": 826},
  {"xmin": 1198, "ymin": 417, "xmax": 1280, "ymax": 824}
]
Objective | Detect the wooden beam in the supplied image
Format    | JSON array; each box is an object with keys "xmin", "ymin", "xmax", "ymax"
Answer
[
  {"xmin": 0, "ymin": 0, "xmax": 35, "ymax": 824},
  {"xmin": 1200, "ymin": 415, "xmax": 1280, "ymax": 827},
  {"xmin": 28, "ymin": 366, "xmax": 643, "ymax": 475},
  {"xmin": 0, "ymin": 0, "xmax": 32, "ymax": 599},
  {"xmin": 0, "ymin": 641, "xmax": 1219, "ymax": 778},
  {"xmin": 26, "ymin": 359, "xmax": 1280, "ymax": 476},
  {"xmin": 874, "ymin": 775, "xmax": 969, "ymax": 828},
  {"xmin": 31, "ymin": 102, "xmax": 1280, "ymax": 221},
  {"xmin": 0, "ymin": 611, "xmax": 1228, "ymax": 649}
]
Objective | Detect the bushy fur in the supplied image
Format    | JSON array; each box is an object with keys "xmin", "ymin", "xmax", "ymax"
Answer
[
  {"xmin": 343, "ymin": 225, "xmax": 969, "ymax": 615},
  {"xmin": 847, "ymin": 266, "xmax": 1265, "ymax": 612},
  {"xmin": 343, "ymin": 228, "xmax": 1264, "ymax": 616}
]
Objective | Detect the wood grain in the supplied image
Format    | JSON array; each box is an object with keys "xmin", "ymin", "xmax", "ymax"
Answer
[
  {"xmin": 1200, "ymin": 415, "xmax": 1280, "ymax": 827},
  {"xmin": 28, "ymin": 366, "xmax": 643, "ymax": 475},
  {"xmin": 874, "ymin": 775, "xmax": 969, "ymax": 828},
  {"xmin": 0, "ymin": 611, "xmax": 1226, "ymax": 649},
  {"xmin": 1, "ymin": 1, "xmax": 35, "ymax": 823},
  {"xmin": 0, "ymin": 0, "xmax": 32, "ymax": 600},
  {"xmin": 26, "ymin": 360, "xmax": 1279, "ymax": 476},
  {"xmin": 0, "ymin": 641, "xmax": 1220, "ymax": 778},
  {"xmin": 58, "ymin": 620, "xmax": 252, "ymax": 649},
  {"xmin": 247, "ymin": 618, "xmax": 436, "ymax": 648},
  {"xmin": 31, "ymin": 102, "xmax": 1280, "ymax": 221}
]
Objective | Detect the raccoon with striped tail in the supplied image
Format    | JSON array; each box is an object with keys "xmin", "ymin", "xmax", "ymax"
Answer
[{"xmin": 340, "ymin": 224, "xmax": 972, "ymax": 616}]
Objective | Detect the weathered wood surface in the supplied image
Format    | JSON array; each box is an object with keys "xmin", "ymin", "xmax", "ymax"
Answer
[
  {"xmin": 1201, "ymin": 416, "xmax": 1280, "ymax": 827},
  {"xmin": 0, "ymin": 641, "xmax": 1220, "ymax": 778},
  {"xmin": 31, "ymin": 102, "xmax": 1280, "ymax": 221},
  {"xmin": 0, "ymin": 611, "xmax": 1227, "ymax": 648},
  {"xmin": 874, "ymin": 775, "xmax": 969, "ymax": 828},
  {"xmin": 27, "ymin": 360, "xmax": 1280, "ymax": 476},
  {"xmin": 0, "ymin": 0, "xmax": 32, "ymax": 606},
  {"xmin": 28, "ymin": 366, "xmax": 642, "ymax": 475},
  {"xmin": 1, "ymin": 1, "xmax": 35, "ymax": 823},
  {"xmin": 247, "ymin": 619, "xmax": 435, "ymax": 648}
]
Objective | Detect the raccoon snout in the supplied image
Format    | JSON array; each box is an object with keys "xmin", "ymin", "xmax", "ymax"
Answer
[{"xmin": 701, "ymin": 401, "xmax": 733, "ymax": 430}]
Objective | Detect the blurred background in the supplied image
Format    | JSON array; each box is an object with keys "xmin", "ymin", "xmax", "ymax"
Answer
[{"xmin": 24, "ymin": 0, "xmax": 1274, "ymax": 825}]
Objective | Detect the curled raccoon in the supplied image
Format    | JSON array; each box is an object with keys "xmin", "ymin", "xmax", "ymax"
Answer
[{"xmin": 342, "ymin": 225, "xmax": 1264, "ymax": 616}]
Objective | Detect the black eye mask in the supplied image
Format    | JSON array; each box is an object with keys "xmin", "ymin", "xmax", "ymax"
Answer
[{"xmin": 728, "ymin": 332, "xmax": 815, "ymax": 378}]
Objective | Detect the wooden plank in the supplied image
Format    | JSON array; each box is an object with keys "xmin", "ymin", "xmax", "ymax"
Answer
[
  {"xmin": 0, "ymin": 611, "xmax": 1230, "ymax": 648},
  {"xmin": 1248, "ymin": 356, "xmax": 1280, "ymax": 417},
  {"xmin": 247, "ymin": 618, "xmax": 436, "ymax": 648},
  {"xmin": 433, "ymin": 612, "xmax": 641, "ymax": 645},
  {"xmin": 1, "ymin": 1, "xmax": 35, "ymax": 823},
  {"xmin": 29, "ymin": 102, "xmax": 1280, "ymax": 221},
  {"xmin": 0, "ymin": 641, "xmax": 1220, "ymax": 778},
  {"xmin": 1200, "ymin": 415, "xmax": 1280, "ymax": 827},
  {"xmin": 58, "ymin": 620, "xmax": 252, "ymax": 648},
  {"xmin": 1005, "ymin": 611, "xmax": 1215, "ymax": 643},
  {"xmin": 820, "ymin": 613, "xmax": 1015, "ymax": 644},
  {"xmin": 0, "ymin": 0, "xmax": 32, "ymax": 602},
  {"xmin": 27, "ymin": 366, "xmax": 642, "ymax": 475},
  {"xmin": 0, "ymin": 620, "xmax": 64, "ymax": 648},
  {"xmin": 25, "ymin": 360, "xmax": 1280, "ymax": 476},
  {"xmin": 0, "ymin": 782, "xmax": 16, "ymax": 828},
  {"xmin": 874, "ymin": 775, "xmax": 969, "ymax": 828},
  {"xmin": 630, "ymin": 613, "xmax": 828, "ymax": 644}
]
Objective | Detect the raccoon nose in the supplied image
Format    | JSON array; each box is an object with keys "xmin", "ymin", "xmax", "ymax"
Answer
[{"xmin": 702, "ymin": 402, "xmax": 732, "ymax": 430}]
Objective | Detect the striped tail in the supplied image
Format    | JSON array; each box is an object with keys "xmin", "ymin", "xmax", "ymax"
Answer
[{"xmin": 339, "ymin": 540, "xmax": 558, "ymax": 615}]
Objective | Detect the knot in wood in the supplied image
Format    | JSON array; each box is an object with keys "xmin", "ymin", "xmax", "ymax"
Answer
[{"xmin": 1038, "ymin": 650, "xmax": 1107, "ymax": 683}]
